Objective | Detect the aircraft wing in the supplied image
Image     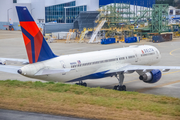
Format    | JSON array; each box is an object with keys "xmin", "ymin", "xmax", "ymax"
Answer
[
  {"xmin": 0, "ymin": 58, "xmax": 29, "ymax": 65},
  {"xmin": 0, "ymin": 65, "xmax": 21, "ymax": 74},
  {"xmin": 106, "ymin": 65, "xmax": 180, "ymax": 74}
]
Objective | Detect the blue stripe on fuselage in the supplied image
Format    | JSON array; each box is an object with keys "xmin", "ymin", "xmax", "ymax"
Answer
[{"xmin": 67, "ymin": 70, "xmax": 111, "ymax": 82}]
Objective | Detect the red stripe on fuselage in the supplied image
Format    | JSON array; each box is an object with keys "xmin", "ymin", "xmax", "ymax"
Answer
[
  {"xmin": 20, "ymin": 22, "xmax": 39, "ymax": 37},
  {"xmin": 34, "ymin": 31, "xmax": 43, "ymax": 62}
]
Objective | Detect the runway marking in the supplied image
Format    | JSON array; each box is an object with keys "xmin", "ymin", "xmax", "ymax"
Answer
[
  {"xmin": 157, "ymin": 44, "xmax": 167, "ymax": 47},
  {"xmin": 162, "ymin": 70, "xmax": 180, "ymax": 75},
  {"xmin": 124, "ymin": 79, "xmax": 138, "ymax": 84},
  {"xmin": 169, "ymin": 48, "xmax": 180, "ymax": 57},
  {"xmin": 136, "ymin": 80, "xmax": 180, "ymax": 93},
  {"xmin": 123, "ymin": 70, "xmax": 180, "ymax": 84}
]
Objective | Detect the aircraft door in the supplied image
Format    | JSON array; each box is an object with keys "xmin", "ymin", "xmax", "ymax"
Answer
[
  {"xmin": 60, "ymin": 61, "xmax": 66, "ymax": 68},
  {"xmin": 156, "ymin": 51, "xmax": 160, "ymax": 59},
  {"xmin": 134, "ymin": 50, "xmax": 139, "ymax": 63},
  {"xmin": 60, "ymin": 60, "xmax": 66, "ymax": 75}
]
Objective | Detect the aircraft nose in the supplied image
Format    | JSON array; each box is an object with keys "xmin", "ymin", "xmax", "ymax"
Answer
[{"xmin": 17, "ymin": 69, "xmax": 22, "ymax": 74}]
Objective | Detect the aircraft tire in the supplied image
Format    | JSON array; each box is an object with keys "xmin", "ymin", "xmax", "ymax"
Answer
[
  {"xmin": 114, "ymin": 85, "xmax": 126, "ymax": 91},
  {"xmin": 83, "ymin": 83, "xmax": 87, "ymax": 87},
  {"xmin": 75, "ymin": 82, "xmax": 87, "ymax": 87},
  {"xmin": 113, "ymin": 85, "xmax": 118, "ymax": 90},
  {"xmin": 122, "ymin": 85, "xmax": 126, "ymax": 91}
]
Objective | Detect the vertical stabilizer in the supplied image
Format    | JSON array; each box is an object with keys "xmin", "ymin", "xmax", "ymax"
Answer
[{"xmin": 16, "ymin": 6, "xmax": 57, "ymax": 64}]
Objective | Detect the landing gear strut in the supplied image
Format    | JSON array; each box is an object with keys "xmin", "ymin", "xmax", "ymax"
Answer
[
  {"xmin": 76, "ymin": 81, "xmax": 87, "ymax": 87},
  {"xmin": 113, "ymin": 72, "xmax": 126, "ymax": 91}
]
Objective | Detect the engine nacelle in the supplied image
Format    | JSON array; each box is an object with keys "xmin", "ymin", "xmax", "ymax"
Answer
[{"xmin": 139, "ymin": 69, "xmax": 162, "ymax": 83}]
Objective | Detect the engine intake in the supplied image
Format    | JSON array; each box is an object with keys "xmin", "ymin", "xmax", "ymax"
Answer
[{"xmin": 139, "ymin": 69, "xmax": 162, "ymax": 83}]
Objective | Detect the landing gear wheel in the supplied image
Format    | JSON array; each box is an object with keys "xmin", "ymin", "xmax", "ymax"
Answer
[
  {"xmin": 122, "ymin": 85, "xmax": 126, "ymax": 91},
  {"xmin": 113, "ymin": 85, "xmax": 118, "ymax": 90},
  {"xmin": 113, "ymin": 85, "xmax": 126, "ymax": 91},
  {"xmin": 76, "ymin": 81, "xmax": 87, "ymax": 87},
  {"xmin": 83, "ymin": 83, "xmax": 87, "ymax": 87}
]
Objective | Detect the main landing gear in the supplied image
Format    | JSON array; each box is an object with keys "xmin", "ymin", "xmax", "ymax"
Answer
[
  {"xmin": 113, "ymin": 72, "xmax": 126, "ymax": 91},
  {"xmin": 76, "ymin": 81, "xmax": 87, "ymax": 87}
]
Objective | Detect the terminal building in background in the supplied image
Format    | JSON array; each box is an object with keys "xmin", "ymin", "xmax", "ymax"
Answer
[
  {"xmin": 0, "ymin": 0, "xmax": 156, "ymax": 24},
  {"xmin": 0, "ymin": 0, "xmax": 98, "ymax": 24}
]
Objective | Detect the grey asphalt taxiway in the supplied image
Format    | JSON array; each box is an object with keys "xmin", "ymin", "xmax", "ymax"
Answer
[
  {"xmin": 0, "ymin": 30, "xmax": 180, "ymax": 99},
  {"xmin": 0, "ymin": 109, "xmax": 88, "ymax": 120}
]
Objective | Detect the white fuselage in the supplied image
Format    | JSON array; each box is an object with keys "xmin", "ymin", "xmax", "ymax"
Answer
[{"xmin": 20, "ymin": 45, "xmax": 161, "ymax": 82}]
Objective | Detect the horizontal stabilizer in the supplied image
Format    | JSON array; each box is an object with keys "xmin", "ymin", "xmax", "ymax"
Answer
[
  {"xmin": 0, "ymin": 65, "xmax": 21, "ymax": 74},
  {"xmin": 0, "ymin": 58, "xmax": 29, "ymax": 65}
]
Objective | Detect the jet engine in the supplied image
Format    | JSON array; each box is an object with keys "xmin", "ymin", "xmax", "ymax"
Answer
[{"xmin": 139, "ymin": 69, "xmax": 162, "ymax": 83}]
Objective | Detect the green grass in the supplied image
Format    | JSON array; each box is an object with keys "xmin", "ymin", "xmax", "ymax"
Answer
[{"xmin": 0, "ymin": 80, "xmax": 180, "ymax": 120}]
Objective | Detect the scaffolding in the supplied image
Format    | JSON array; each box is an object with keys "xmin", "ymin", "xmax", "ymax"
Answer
[
  {"xmin": 150, "ymin": 4, "xmax": 169, "ymax": 33},
  {"xmin": 94, "ymin": 2, "xmax": 152, "ymax": 40},
  {"xmin": 65, "ymin": 29, "xmax": 77, "ymax": 43},
  {"xmin": 72, "ymin": 2, "xmax": 171, "ymax": 42},
  {"xmin": 89, "ymin": 19, "xmax": 107, "ymax": 43},
  {"xmin": 65, "ymin": 32, "xmax": 73, "ymax": 43},
  {"xmin": 98, "ymin": 3, "xmax": 151, "ymax": 28},
  {"xmin": 79, "ymin": 29, "xmax": 89, "ymax": 43}
]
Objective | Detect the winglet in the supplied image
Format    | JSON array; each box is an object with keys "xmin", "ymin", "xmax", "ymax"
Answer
[{"xmin": 16, "ymin": 6, "xmax": 57, "ymax": 64}]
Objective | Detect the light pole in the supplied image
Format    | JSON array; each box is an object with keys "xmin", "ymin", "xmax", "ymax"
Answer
[
  {"xmin": 7, "ymin": 8, "xmax": 12, "ymax": 23},
  {"xmin": 64, "ymin": 7, "xmax": 67, "ymax": 23}
]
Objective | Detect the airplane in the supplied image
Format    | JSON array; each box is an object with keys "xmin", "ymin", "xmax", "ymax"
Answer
[{"xmin": 0, "ymin": 6, "xmax": 180, "ymax": 91}]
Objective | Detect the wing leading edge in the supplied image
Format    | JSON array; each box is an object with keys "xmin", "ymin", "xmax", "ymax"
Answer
[{"xmin": 106, "ymin": 65, "xmax": 180, "ymax": 74}]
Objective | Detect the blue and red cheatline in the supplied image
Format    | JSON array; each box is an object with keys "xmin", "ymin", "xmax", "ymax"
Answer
[{"xmin": 16, "ymin": 6, "xmax": 57, "ymax": 64}]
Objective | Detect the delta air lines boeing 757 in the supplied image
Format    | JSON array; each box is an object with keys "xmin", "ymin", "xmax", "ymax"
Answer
[{"xmin": 0, "ymin": 6, "xmax": 180, "ymax": 91}]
